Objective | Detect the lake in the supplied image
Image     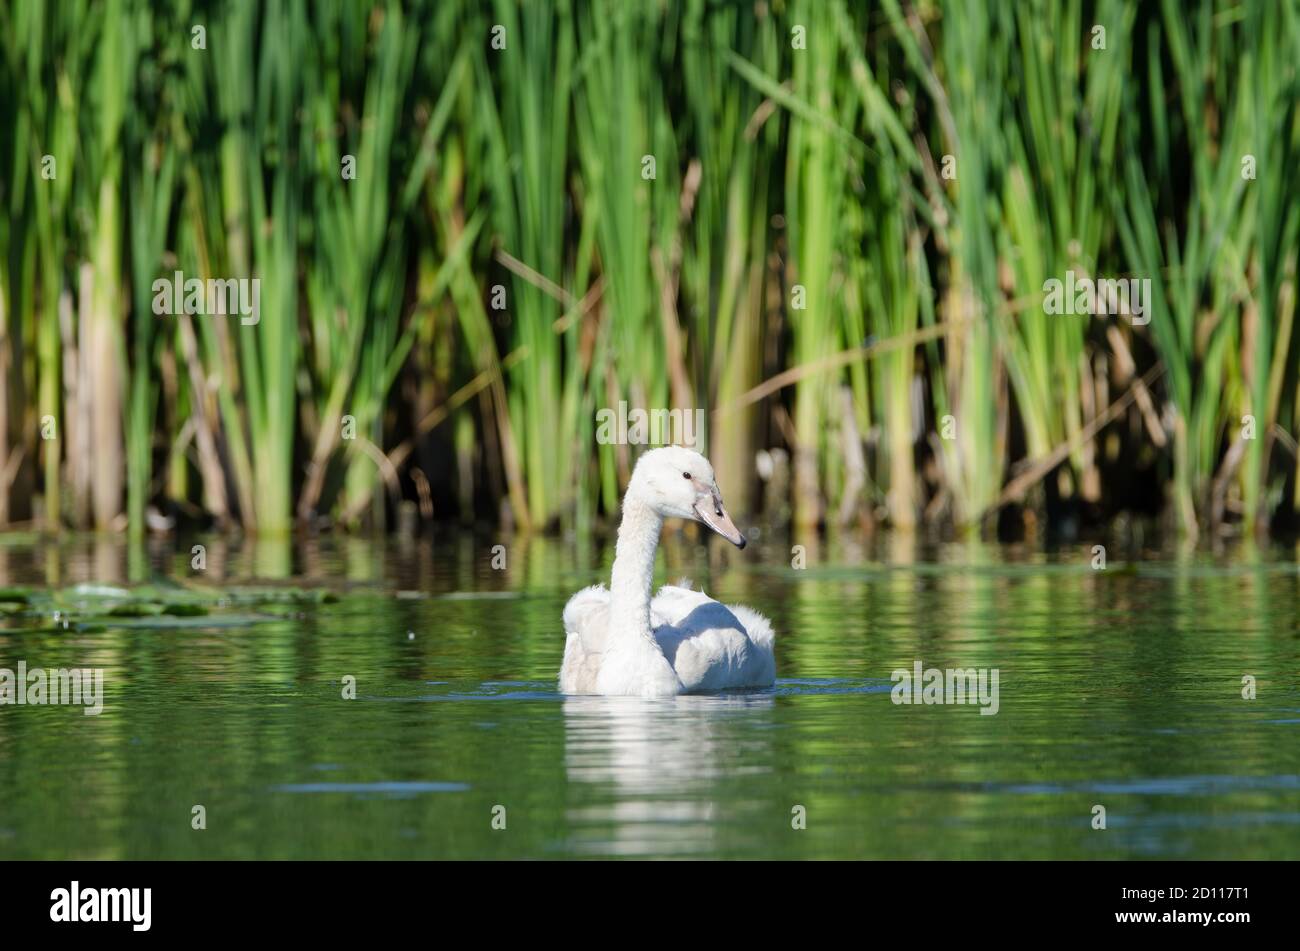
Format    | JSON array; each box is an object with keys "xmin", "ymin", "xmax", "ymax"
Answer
[{"xmin": 0, "ymin": 530, "xmax": 1297, "ymax": 859}]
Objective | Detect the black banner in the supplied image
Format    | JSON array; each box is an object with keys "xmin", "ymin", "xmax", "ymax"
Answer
[{"xmin": 2, "ymin": 860, "xmax": 1285, "ymax": 937}]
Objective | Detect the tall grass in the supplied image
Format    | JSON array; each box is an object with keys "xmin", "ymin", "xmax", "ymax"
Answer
[
  {"xmin": 682, "ymin": 0, "xmax": 779, "ymax": 514},
  {"xmin": 1, "ymin": 0, "xmax": 1299, "ymax": 541}
]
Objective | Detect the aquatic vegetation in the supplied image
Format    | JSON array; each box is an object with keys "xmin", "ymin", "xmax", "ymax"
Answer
[
  {"xmin": 0, "ymin": 581, "xmax": 356, "ymax": 633},
  {"xmin": 1, "ymin": 0, "xmax": 1297, "ymax": 540}
]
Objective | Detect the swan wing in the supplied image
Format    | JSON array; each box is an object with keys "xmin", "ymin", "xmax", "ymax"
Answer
[
  {"xmin": 563, "ymin": 584, "xmax": 611, "ymax": 653},
  {"xmin": 648, "ymin": 584, "xmax": 711, "ymax": 628},
  {"xmin": 651, "ymin": 585, "xmax": 775, "ymax": 692},
  {"xmin": 726, "ymin": 603, "xmax": 775, "ymax": 653},
  {"xmin": 560, "ymin": 585, "xmax": 610, "ymax": 694}
]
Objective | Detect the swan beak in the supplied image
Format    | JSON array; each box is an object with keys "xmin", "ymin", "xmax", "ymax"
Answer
[{"xmin": 693, "ymin": 492, "xmax": 746, "ymax": 548}]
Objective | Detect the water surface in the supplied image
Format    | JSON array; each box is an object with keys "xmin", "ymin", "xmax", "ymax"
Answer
[{"xmin": 0, "ymin": 532, "xmax": 1297, "ymax": 859}]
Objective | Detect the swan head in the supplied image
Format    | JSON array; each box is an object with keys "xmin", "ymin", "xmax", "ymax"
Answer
[{"xmin": 627, "ymin": 446, "xmax": 746, "ymax": 548}]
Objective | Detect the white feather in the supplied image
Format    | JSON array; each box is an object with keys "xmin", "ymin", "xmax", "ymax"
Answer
[{"xmin": 559, "ymin": 447, "xmax": 776, "ymax": 697}]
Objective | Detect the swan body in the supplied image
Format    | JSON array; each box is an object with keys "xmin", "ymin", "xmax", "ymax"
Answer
[{"xmin": 559, "ymin": 446, "xmax": 776, "ymax": 697}]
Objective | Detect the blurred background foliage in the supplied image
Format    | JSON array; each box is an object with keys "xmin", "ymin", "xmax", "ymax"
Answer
[{"xmin": 2, "ymin": 0, "xmax": 1299, "ymax": 542}]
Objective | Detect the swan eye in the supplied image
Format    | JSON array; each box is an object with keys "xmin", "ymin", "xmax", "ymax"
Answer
[{"xmin": 682, "ymin": 471, "xmax": 692, "ymax": 480}]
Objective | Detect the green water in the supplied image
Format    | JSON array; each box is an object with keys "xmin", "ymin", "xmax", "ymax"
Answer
[{"xmin": 0, "ymin": 533, "xmax": 1297, "ymax": 859}]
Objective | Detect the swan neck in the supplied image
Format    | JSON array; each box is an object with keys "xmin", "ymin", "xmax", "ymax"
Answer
[{"xmin": 609, "ymin": 492, "xmax": 661, "ymax": 643}]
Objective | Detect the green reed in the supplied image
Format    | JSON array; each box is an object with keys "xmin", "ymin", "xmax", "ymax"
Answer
[{"xmin": 1, "ymin": 0, "xmax": 1298, "ymax": 541}]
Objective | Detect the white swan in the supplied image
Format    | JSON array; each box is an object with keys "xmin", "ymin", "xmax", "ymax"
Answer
[{"xmin": 560, "ymin": 446, "xmax": 776, "ymax": 698}]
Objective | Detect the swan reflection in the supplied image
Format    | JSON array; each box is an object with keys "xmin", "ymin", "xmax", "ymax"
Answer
[{"xmin": 561, "ymin": 692, "xmax": 775, "ymax": 856}]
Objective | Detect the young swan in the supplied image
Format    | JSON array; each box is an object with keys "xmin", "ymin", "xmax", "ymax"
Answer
[{"xmin": 560, "ymin": 446, "xmax": 776, "ymax": 697}]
